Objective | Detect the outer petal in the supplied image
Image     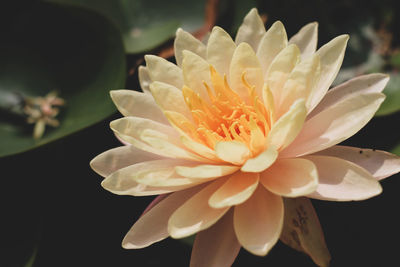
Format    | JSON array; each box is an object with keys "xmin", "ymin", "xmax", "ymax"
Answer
[
  {"xmin": 168, "ymin": 178, "xmax": 230, "ymax": 238},
  {"xmin": 90, "ymin": 145, "xmax": 163, "ymax": 177},
  {"xmin": 234, "ymin": 186, "xmax": 284, "ymax": 256},
  {"xmin": 307, "ymin": 35, "xmax": 349, "ymax": 112},
  {"xmin": 190, "ymin": 209, "xmax": 240, "ymax": 267},
  {"xmin": 289, "ymin": 22, "xmax": 318, "ymax": 60},
  {"xmin": 207, "ymin": 26, "xmax": 236, "ymax": 77},
  {"xmin": 309, "ymin": 73, "xmax": 390, "ymax": 118},
  {"xmin": 260, "ymin": 158, "xmax": 318, "ymax": 197},
  {"xmin": 281, "ymin": 93, "xmax": 385, "ymax": 157},
  {"xmin": 122, "ymin": 185, "xmax": 204, "ymax": 249},
  {"xmin": 315, "ymin": 145, "xmax": 400, "ymax": 180},
  {"xmin": 305, "ymin": 155, "xmax": 382, "ymax": 201},
  {"xmin": 280, "ymin": 197, "xmax": 331, "ymax": 267},
  {"xmin": 144, "ymin": 55, "xmax": 183, "ymax": 89},
  {"xmin": 209, "ymin": 172, "xmax": 259, "ymax": 208},
  {"xmin": 215, "ymin": 141, "xmax": 250, "ymax": 165},
  {"xmin": 229, "ymin": 42, "xmax": 264, "ymax": 102},
  {"xmin": 256, "ymin": 21, "xmax": 288, "ymax": 76},
  {"xmin": 235, "ymin": 8, "xmax": 266, "ymax": 51},
  {"xmin": 110, "ymin": 90, "xmax": 169, "ymax": 124},
  {"xmin": 174, "ymin": 28, "xmax": 207, "ymax": 66},
  {"xmin": 138, "ymin": 66, "xmax": 152, "ymax": 94}
]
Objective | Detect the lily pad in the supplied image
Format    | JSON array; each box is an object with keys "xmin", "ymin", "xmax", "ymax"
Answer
[
  {"xmin": 376, "ymin": 72, "xmax": 400, "ymax": 116},
  {"xmin": 45, "ymin": 0, "xmax": 205, "ymax": 54},
  {"xmin": 0, "ymin": 2, "xmax": 126, "ymax": 157}
]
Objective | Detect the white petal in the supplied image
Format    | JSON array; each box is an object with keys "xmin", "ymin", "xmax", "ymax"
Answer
[
  {"xmin": 235, "ymin": 8, "xmax": 266, "ymax": 51},
  {"xmin": 175, "ymin": 164, "xmax": 239, "ymax": 179},
  {"xmin": 307, "ymin": 35, "xmax": 349, "ymax": 113},
  {"xmin": 90, "ymin": 145, "xmax": 163, "ymax": 177},
  {"xmin": 144, "ymin": 55, "xmax": 183, "ymax": 89},
  {"xmin": 207, "ymin": 26, "xmax": 236, "ymax": 77},
  {"xmin": 234, "ymin": 186, "xmax": 283, "ymax": 256},
  {"xmin": 241, "ymin": 146, "xmax": 278, "ymax": 173},
  {"xmin": 174, "ymin": 28, "xmax": 207, "ymax": 66},
  {"xmin": 305, "ymin": 155, "xmax": 382, "ymax": 201},
  {"xmin": 260, "ymin": 158, "xmax": 318, "ymax": 197},
  {"xmin": 110, "ymin": 90, "xmax": 169, "ymax": 124},
  {"xmin": 138, "ymin": 66, "xmax": 152, "ymax": 94},
  {"xmin": 215, "ymin": 141, "xmax": 251, "ymax": 165},
  {"xmin": 281, "ymin": 93, "xmax": 385, "ymax": 157},
  {"xmin": 122, "ymin": 186, "xmax": 203, "ymax": 249},
  {"xmin": 289, "ymin": 22, "xmax": 318, "ymax": 60},
  {"xmin": 256, "ymin": 21, "xmax": 288, "ymax": 75},
  {"xmin": 309, "ymin": 73, "xmax": 389, "ymax": 118},
  {"xmin": 190, "ymin": 209, "xmax": 240, "ymax": 267},
  {"xmin": 314, "ymin": 145, "xmax": 400, "ymax": 180}
]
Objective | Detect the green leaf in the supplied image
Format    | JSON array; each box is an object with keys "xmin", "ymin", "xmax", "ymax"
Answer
[
  {"xmin": 45, "ymin": 0, "xmax": 205, "ymax": 54},
  {"xmin": 0, "ymin": 3, "xmax": 126, "ymax": 157},
  {"xmin": 376, "ymin": 72, "xmax": 400, "ymax": 116},
  {"xmin": 392, "ymin": 142, "xmax": 400, "ymax": 156}
]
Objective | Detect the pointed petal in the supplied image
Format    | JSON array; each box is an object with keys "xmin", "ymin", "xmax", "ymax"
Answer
[
  {"xmin": 241, "ymin": 146, "xmax": 278, "ymax": 172},
  {"xmin": 145, "ymin": 55, "xmax": 183, "ymax": 89},
  {"xmin": 90, "ymin": 145, "xmax": 163, "ymax": 177},
  {"xmin": 190, "ymin": 209, "xmax": 240, "ymax": 267},
  {"xmin": 229, "ymin": 42, "xmax": 263, "ymax": 101},
  {"xmin": 175, "ymin": 164, "xmax": 239, "ymax": 179},
  {"xmin": 209, "ymin": 172, "xmax": 259, "ymax": 208},
  {"xmin": 309, "ymin": 73, "xmax": 390, "ymax": 118},
  {"xmin": 122, "ymin": 186, "xmax": 203, "ymax": 249},
  {"xmin": 110, "ymin": 90, "xmax": 169, "ymax": 124},
  {"xmin": 260, "ymin": 158, "xmax": 318, "ymax": 197},
  {"xmin": 267, "ymin": 99, "xmax": 307, "ymax": 151},
  {"xmin": 315, "ymin": 145, "xmax": 400, "ymax": 180},
  {"xmin": 207, "ymin": 26, "xmax": 236, "ymax": 77},
  {"xmin": 289, "ymin": 22, "xmax": 318, "ymax": 60},
  {"xmin": 235, "ymin": 8, "xmax": 266, "ymax": 51},
  {"xmin": 182, "ymin": 50, "xmax": 212, "ymax": 102},
  {"xmin": 215, "ymin": 141, "xmax": 251, "ymax": 165},
  {"xmin": 149, "ymin": 81, "xmax": 192, "ymax": 119},
  {"xmin": 305, "ymin": 155, "xmax": 382, "ymax": 201},
  {"xmin": 138, "ymin": 66, "xmax": 152, "ymax": 94},
  {"xmin": 307, "ymin": 35, "xmax": 349, "ymax": 112},
  {"xmin": 280, "ymin": 197, "xmax": 331, "ymax": 267},
  {"xmin": 168, "ymin": 178, "xmax": 230, "ymax": 238},
  {"xmin": 281, "ymin": 93, "xmax": 385, "ymax": 157},
  {"xmin": 175, "ymin": 28, "xmax": 206, "ymax": 66},
  {"xmin": 257, "ymin": 21, "xmax": 288, "ymax": 75},
  {"xmin": 181, "ymin": 135, "xmax": 221, "ymax": 162},
  {"xmin": 234, "ymin": 186, "xmax": 284, "ymax": 256}
]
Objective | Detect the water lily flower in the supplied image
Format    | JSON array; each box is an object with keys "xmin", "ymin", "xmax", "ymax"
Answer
[{"xmin": 91, "ymin": 8, "xmax": 400, "ymax": 267}]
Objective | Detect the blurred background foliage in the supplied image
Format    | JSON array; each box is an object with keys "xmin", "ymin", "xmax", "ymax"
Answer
[{"xmin": 1, "ymin": 0, "xmax": 399, "ymax": 266}]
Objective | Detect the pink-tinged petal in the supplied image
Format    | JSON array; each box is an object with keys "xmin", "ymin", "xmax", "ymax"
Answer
[
  {"xmin": 209, "ymin": 172, "xmax": 259, "ymax": 208},
  {"xmin": 175, "ymin": 164, "xmax": 239, "ymax": 179},
  {"xmin": 281, "ymin": 93, "xmax": 385, "ymax": 157},
  {"xmin": 309, "ymin": 73, "xmax": 390, "ymax": 118},
  {"xmin": 307, "ymin": 35, "xmax": 349, "ymax": 113},
  {"xmin": 182, "ymin": 50, "xmax": 212, "ymax": 102},
  {"xmin": 260, "ymin": 158, "xmax": 318, "ymax": 197},
  {"xmin": 174, "ymin": 28, "xmax": 207, "ymax": 66},
  {"xmin": 315, "ymin": 145, "xmax": 400, "ymax": 180},
  {"xmin": 234, "ymin": 186, "xmax": 284, "ymax": 256},
  {"xmin": 141, "ymin": 194, "xmax": 169, "ymax": 216},
  {"xmin": 280, "ymin": 197, "xmax": 331, "ymax": 267},
  {"xmin": 305, "ymin": 155, "xmax": 382, "ymax": 201},
  {"xmin": 122, "ymin": 185, "xmax": 204, "ymax": 249},
  {"xmin": 229, "ymin": 42, "xmax": 264, "ymax": 102},
  {"xmin": 241, "ymin": 146, "xmax": 278, "ymax": 173},
  {"xmin": 190, "ymin": 209, "xmax": 240, "ymax": 267},
  {"xmin": 207, "ymin": 26, "xmax": 236, "ymax": 77},
  {"xmin": 90, "ymin": 145, "xmax": 163, "ymax": 177},
  {"xmin": 149, "ymin": 81, "xmax": 193, "ymax": 119},
  {"xmin": 235, "ymin": 8, "xmax": 266, "ymax": 51},
  {"xmin": 110, "ymin": 90, "xmax": 169, "ymax": 124},
  {"xmin": 215, "ymin": 141, "xmax": 251, "ymax": 165},
  {"xmin": 144, "ymin": 55, "xmax": 183, "ymax": 89},
  {"xmin": 257, "ymin": 21, "xmax": 288, "ymax": 76},
  {"xmin": 168, "ymin": 178, "xmax": 230, "ymax": 238},
  {"xmin": 138, "ymin": 66, "xmax": 152, "ymax": 95},
  {"xmin": 267, "ymin": 99, "xmax": 307, "ymax": 151},
  {"xmin": 289, "ymin": 22, "xmax": 318, "ymax": 60}
]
